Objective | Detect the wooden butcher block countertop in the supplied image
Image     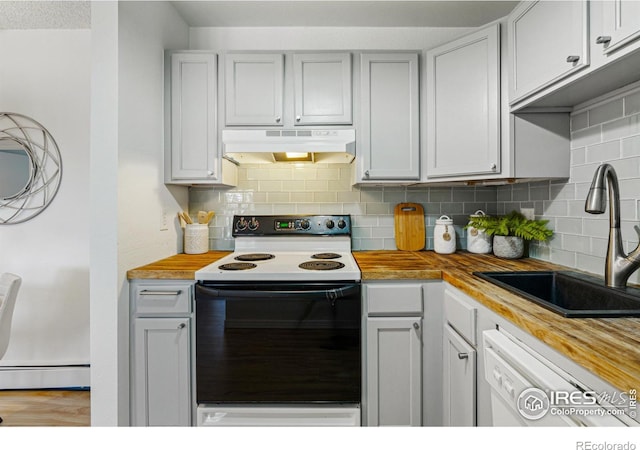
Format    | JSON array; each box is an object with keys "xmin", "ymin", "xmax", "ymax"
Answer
[
  {"xmin": 128, "ymin": 250, "xmax": 640, "ymax": 393},
  {"xmin": 355, "ymin": 250, "xmax": 640, "ymax": 394}
]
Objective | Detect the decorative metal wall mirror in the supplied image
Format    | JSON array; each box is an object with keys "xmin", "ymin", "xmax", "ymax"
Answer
[{"xmin": 0, "ymin": 113, "xmax": 62, "ymax": 224}]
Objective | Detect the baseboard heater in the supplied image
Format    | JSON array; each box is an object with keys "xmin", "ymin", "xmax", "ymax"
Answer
[{"xmin": 0, "ymin": 365, "xmax": 90, "ymax": 389}]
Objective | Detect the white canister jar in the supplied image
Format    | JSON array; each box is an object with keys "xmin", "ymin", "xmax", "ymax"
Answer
[
  {"xmin": 434, "ymin": 215, "xmax": 456, "ymax": 254},
  {"xmin": 466, "ymin": 210, "xmax": 493, "ymax": 254},
  {"xmin": 184, "ymin": 224, "xmax": 209, "ymax": 254}
]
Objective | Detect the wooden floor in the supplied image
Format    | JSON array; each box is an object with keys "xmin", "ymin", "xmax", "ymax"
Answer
[{"xmin": 0, "ymin": 389, "xmax": 90, "ymax": 426}]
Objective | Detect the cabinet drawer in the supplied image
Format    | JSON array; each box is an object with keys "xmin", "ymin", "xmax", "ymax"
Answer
[
  {"xmin": 132, "ymin": 282, "xmax": 193, "ymax": 316},
  {"xmin": 366, "ymin": 283, "xmax": 423, "ymax": 316},
  {"xmin": 444, "ymin": 289, "xmax": 477, "ymax": 345}
]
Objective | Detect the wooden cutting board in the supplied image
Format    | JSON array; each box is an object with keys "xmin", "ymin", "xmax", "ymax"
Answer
[{"xmin": 394, "ymin": 203, "xmax": 425, "ymax": 251}]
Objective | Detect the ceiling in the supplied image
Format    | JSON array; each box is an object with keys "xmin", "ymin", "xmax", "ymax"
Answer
[
  {"xmin": 0, "ymin": 1, "xmax": 518, "ymax": 30},
  {"xmin": 0, "ymin": 1, "xmax": 90, "ymax": 29},
  {"xmin": 170, "ymin": 0, "xmax": 519, "ymax": 28}
]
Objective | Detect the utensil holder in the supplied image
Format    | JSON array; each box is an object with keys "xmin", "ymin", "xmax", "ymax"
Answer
[{"xmin": 184, "ymin": 224, "xmax": 209, "ymax": 254}]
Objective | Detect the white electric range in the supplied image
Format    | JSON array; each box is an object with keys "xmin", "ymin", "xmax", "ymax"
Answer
[
  {"xmin": 195, "ymin": 214, "xmax": 361, "ymax": 282},
  {"xmin": 194, "ymin": 215, "xmax": 362, "ymax": 427}
]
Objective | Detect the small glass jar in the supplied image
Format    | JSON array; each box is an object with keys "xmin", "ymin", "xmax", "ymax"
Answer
[
  {"xmin": 466, "ymin": 210, "xmax": 492, "ymax": 254},
  {"xmin": 434, "ymin": 215, "xmax": 456, "ymax": 254}
]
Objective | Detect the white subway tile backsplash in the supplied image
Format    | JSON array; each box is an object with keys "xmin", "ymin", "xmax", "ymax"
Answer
[
  {"xmin": 622, "ymin": 135, "xmax": 640, "ymax": 157},
  {"xmin": 571, "ymin": 125, "xmax": 602, "ymax": 149},
  {"xmin": 586, "ymin": 140, "xmax": 621, "ymax": 163},
  {"xmin": 625, "ymin": 91, "xmax": 640, "ymax": 116},
  {"xmin": 588, "ymin": 98, "xmax": 623, "ymax": 126},
  {"xmin": 602, "ymin": 114, "xmax": 640, "ymax": 141}
]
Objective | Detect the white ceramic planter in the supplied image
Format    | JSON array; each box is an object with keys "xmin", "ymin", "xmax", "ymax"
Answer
[{"xmin": 492, "ymin": 235, "xmax": 524, "ymax": 259}]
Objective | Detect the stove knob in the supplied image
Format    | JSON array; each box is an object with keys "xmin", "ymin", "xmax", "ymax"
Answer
[
  {"xmin": 236, "ymin": 217, "xmax": 248, "ymax": 231},
  {"xmin": 325, "ymin": 219, "xmax": 335, "ymax": 229},
  {"xmin": 300, "ymin": 219, "xmax": 310, "ymax": 230},
  {"xmin": 338, "ymin": 219, "xmax": 347, "ymax": 229},
  {"xmin": 248, "ymin": 217, "xmax": 259, "ymax": 231}
]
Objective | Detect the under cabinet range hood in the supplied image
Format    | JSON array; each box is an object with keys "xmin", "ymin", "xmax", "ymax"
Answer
[{"xmin": 222, "ymin": 129, "xmax": 355, "ymax": 164}]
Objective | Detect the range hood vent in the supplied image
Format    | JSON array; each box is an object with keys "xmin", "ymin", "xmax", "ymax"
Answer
[{"xmin": 222, "ymin": 129, "xmax": 356, "ymax": 164}]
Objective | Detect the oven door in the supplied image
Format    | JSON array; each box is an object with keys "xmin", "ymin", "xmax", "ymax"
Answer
[{"xmin": 195, "ymin": 281, "xmax": 361, "ymax": 404}]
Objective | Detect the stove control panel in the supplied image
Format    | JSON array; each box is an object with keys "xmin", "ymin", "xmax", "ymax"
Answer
[{"xmin": 233, "ymin": 215, "xmax": 351, "ymax": 236}]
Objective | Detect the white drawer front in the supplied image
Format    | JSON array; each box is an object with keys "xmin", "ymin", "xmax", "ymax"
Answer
[
  {"xmin": 133, "ymin": 282, "xmax": 192, "ymax": 316},
  {"xmin": 367, "ymin": 283, "xmax": 423, "ymax": 316},
  {"xmin": 444, "ymin": 289, "xmax": 477, "ymax": 345}
]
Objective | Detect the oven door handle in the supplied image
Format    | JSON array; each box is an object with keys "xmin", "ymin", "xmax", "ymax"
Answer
[{"xmin": 196, "ymin": 283, "xmax": 360, "ymax": 301}]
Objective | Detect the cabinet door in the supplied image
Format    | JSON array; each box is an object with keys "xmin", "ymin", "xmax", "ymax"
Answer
[
  {"xmin": 443, "ymin": 324, "xmax": 476, "ymax": 426},
  {"xmin": 170, "ymin": 52, "xmax": 218, "ymax": 180},
  {"xmin": 509, "ymin": 0, "xmax": 589, "ymax": 104},
  {"xmin": 132, "ymin": 318, "xmax": 191, "ymax": 426},
  {"xmin": 225, "ymin": 53, "xmax": 284, "ymax": 126},
  {"xmin": 598, "ymin": 0, "xmax": 640, "ymax": 55},
  {"xmin": 293, "ymin": 53, "xmax": 352, "ymax": 125},
  {"xmin": 359, "ymin": 53, "xmax": 420, "ymax": 181},
  {"xmin": 366, "ymin": 317, "xmax": 422, "ymax": 426},
  {"xmin": 426, "ymin": 24, "xmax": 500, "ymax": 178}
]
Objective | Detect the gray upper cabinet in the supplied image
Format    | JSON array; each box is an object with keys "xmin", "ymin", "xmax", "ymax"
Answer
[
  {"xmin": 225, "ymin": 53, "xmax": 285, "ymax": 126},
  {"xmin": 426, "ymin": 24, "xmax": 500, "ymax": 178},
  {"xmin": 293, "ymin": 53, "xmax": 352, "ymax": 125},
  {"xmin": 358, "ymin": 52, "xmax": 420, "ymax": 182},
  {"xmin": 224, "ymin": 52, "xmax": 352, "ymax": 127},
  {"xmin": 596, "ymin": 0, "xmax": 640, "ymax": 56},
  {"xmin": 509, "ymin": 0, "xmax": 589, "ymax": 105},
  {"xmin": 168, "ymin": 52, "xmax": 221, "ymax": 182}
]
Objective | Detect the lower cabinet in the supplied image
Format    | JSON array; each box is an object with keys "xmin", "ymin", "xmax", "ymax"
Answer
[
  {"xmin": 364, "ymin": 282, "xmax": 423, "ymax": 426},
  {"xmin": 442, "ymin": 283, "xmax": 497, "ymax": 427},
  {"xmin": 443, "ymin": 324, "xmax": 476, "ymax": 426},
  {"xmin": 132, "ymin": 318, "xmax": 192, "ymax": 426},
  {"xmin": 129, "ymin": 280, "xmax": 195, "ymax": 426}
]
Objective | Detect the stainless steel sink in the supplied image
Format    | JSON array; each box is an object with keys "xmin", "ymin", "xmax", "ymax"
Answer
[{"xmin": 473, "ymin": 270, "xmax": 640, "ymax": 318}]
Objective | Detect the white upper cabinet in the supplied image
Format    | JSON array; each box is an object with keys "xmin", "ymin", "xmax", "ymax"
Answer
[
  {"xmin": 167, "ymin": 51, "xmax": 236, "ymax": 186},
  {"xmin": 508, "ymin": 1, "xmax": 640, "ymax": 109},
  {"xmin": 225, "ymin": 53, "xmax": 285, "ymax": 126},
  {"xmin": 293, "ymin": 53, "xmax": 352, "ymax": 125},
  {"xmin": 224, "ymin": 52, "xmax": 352, "ymax": 127},
  {"xmin": 596, "ymin": 0, "xmax": 640, "ymax": 56},
  {"xmin": 357, "ymin": 52, "xmax": 420, "ymax": 182},
  {"xmin": 509, "ymin": 0, "xmax": 589, "ymax": 105},
  {"xmin": 426, "ymin": 23, "xmax": 500, "ymax": 178}
]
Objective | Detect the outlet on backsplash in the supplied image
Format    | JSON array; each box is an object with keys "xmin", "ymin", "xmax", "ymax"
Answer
[{"xmin": 520, "ymin": 208, "xmax": 535, "ymax": 220}]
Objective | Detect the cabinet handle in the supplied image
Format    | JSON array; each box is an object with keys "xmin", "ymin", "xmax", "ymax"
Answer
[
  {"xmin": 139, "ymin": 290, "xmax": 182, "ymax": 296},
  {"xmin": 275, "ymin": 116, "xmax": 281, "ymax": 123},
  {"xmin": 177, "ymin": 323, "xmax": 186, "ymax": 330},
  {"xmin": 596, "ymin": 36, "xmax": 611, "ymax": 45},
  {"xmin": 458, "ymin": 352, "xmax": 469, "ymax": 360},
  {"xmin": 207, "ymin": 170, "xmax": 214, "ymax": 177},
  {"xmin": 296, "ymin": 115, "xmax": 301, "ymax": 122},
  {"xmin": 566, "ymin": 55, "xmax": 580, "ymax": 63},
  {"xmin": 490, "ymin": 163, "xmax": 497, "ymax": 172},
  {"xmin": 364, "ymin": 170, "xmax": 370, "ymax": 178},
  {"xmin": 413, "ymin": 322, "xmax": 420, "ymax": 330}
]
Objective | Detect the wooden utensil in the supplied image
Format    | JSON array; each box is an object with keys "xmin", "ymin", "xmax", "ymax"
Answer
[
  {"xmin": 394, "ymin": 203, "xmax": 426, "ymax": 251},
  {"xmin": 180, "ymin": 211, "xmax": 192, "ymax": 225},
  {"xmin": 197, "ymin": 211, "xmax": 208, "ymax": 224}
]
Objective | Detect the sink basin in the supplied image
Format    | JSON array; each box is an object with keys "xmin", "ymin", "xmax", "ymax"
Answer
[{"xmin": 473, "ymin": 270, "xmax": 640, "ymax": 318}]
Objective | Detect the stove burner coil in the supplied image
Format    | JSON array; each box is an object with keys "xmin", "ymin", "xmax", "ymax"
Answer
[
  {"xmin": 311, "ymin": 253, "xmax": 342, "ymax": 260},
  {"xmin": 299, "ymin": 261, "xmax": 345, "ymax": 271},
  {"xmin": 218, "ymin": 262, "xmax": 257, "ymax": 271},
  {"xmin": 234, "ymin": 253, "xmax": 275, "ymax": 262}
]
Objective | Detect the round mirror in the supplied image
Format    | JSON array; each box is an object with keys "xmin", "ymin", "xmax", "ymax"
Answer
[
  {"xmin": 0, "ymin": 138, "xmax": 33, "ymax": 200},
  {"xmin": 0, "ymin": 113, "xmax": 62, "ymax": 225}
]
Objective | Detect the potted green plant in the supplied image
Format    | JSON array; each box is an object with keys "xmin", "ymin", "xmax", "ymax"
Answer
[{"xmin": 464, "ymin": 210, "xmax": 553, "ymax": 259}]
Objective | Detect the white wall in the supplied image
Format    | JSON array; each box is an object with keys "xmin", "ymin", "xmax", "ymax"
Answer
[
  {"xmin": 0, "ymin": 30, "xmax": 90, "ymax": 369},
  {"xmin": 91, "ymin": 1, "xmax": 189, "ymax": 426}
]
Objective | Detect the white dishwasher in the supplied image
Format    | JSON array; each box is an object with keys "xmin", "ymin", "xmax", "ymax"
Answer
[{"xmin": 483, "ymin": 329, "xmax": 634, "ymax": 426}]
